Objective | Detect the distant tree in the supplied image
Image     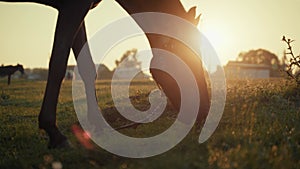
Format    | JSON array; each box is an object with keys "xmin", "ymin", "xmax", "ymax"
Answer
[
  {"xmin": 115, "ymin": 48, "xmax": 139, "ymax": 68},
  {"xmin": 97, "ymin": 64, "xmax": 113, "ymax": 80},
  {"xmin": 114, "ymin": 49, "xmax": 149, "ymax": 80},
  {"xmin": 237, "ymin": 49, "xmax": 281, "ymax": 77}
]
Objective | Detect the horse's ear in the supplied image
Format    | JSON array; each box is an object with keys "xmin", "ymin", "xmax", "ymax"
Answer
[
  {"xmin": 194, "ymin": 13, "xmax": 201, "ymax": 25},
  {"xmin": 188, "ymin": 6, "xmax": 196, "ymax": 19},
  {"xmin": 187, "ymin": 6, "xmax": 201, "ymax": 26}
]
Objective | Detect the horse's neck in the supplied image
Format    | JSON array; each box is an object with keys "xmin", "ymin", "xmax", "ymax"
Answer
[
  {"xmin": 16, "ymin": 67, "xmax": 22, "ymax": 74},
  {"xmin": 116, "ymin": 0, "xmax": 200, "ymax": 28},
  {"xmin": 116, "ymin": 0, "xmax": 184, "ymax": 15}
]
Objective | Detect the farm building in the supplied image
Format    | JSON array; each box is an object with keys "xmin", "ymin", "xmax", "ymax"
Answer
[
  {"xmin": 224, "ymin": 61, "xmax": 270, "ymax": 79},
  {"xmin": 66, "ymin": 64, "xmax": 114, "ymax": 80}
]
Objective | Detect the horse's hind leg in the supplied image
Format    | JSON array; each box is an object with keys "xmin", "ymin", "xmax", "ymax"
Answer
[
  {"xmin": 38, "ymin": 1, "xmax": 92, "ymax": 149},
  {"xmin": 0, "ymin": 0, "xmax": 61, "ymax": 9},
  {"xmin": 72, "ymin": 22, "xmax": 98, "ymax": 128}
]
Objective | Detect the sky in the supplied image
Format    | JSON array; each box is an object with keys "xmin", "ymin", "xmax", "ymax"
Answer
[{"xmin": 0, "ymin": 0, "xmax": 300, "ymax": 70}]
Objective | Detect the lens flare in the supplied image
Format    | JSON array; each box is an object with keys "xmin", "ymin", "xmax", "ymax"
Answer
[{"xmin": 71, "ymin": 124, "xmax": 94, "ymax": 150}]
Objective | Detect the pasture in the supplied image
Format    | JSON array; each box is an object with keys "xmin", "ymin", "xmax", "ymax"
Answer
[{"xmin": 0, "ymin": 78, "xmax": 299, "ymax": 169}]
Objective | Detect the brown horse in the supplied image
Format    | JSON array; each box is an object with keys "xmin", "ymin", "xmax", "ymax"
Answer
[
  {"xmin": 0, "ymin": 64, "xmax": 24, "ymax": 85},
  {"xmin": 1, "ymin": 0, "xmax": 210, "ymax": 148}
]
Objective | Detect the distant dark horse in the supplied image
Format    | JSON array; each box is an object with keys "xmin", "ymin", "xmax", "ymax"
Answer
[
  {"xmin": 0, "ymin": 0, "xmax": 210, "ymax": 148},
  {"xmin": 0, "ymin": 64, "xmax": 24, "ymax": 85}
]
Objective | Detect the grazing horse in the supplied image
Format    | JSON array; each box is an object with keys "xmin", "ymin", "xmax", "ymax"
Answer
[
  {"xmin": 1, "ymin": 0, "xmax": 210, "ymax": 148},
  {"xmin": 0, "ymin": 64, "xmax": 24, "ymax": 85}
]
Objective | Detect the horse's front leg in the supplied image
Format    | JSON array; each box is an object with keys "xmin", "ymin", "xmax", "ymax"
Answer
[
  {"xmin": 7, "ymin": 75, "xmax": 11, "ymax": 85},
  {"xmin": 38, "ymin": 1, "xmax": 92, "ymax": 148}
]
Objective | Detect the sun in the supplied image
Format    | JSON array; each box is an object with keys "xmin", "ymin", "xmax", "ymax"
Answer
[
  {"xmin": 199, "ymin": 23, "xmax": 224, "ymax": 49},
  {"xmin": 197, "ymin": 19, "xmax": 235, "ymax": 66}
]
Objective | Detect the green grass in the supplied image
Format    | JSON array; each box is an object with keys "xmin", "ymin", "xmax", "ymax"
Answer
[{"xmin": 0, "ymin": 78, "xmax": 299, "ymax": 169}]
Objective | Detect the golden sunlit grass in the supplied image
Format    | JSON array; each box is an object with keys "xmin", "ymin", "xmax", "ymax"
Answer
[{"xmin": 0, "ymin": 78, "xmax": 299, "ymax": 169}]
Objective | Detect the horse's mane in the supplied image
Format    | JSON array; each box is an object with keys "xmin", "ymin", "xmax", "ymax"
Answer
[{"xmin": 117, "ymin": 0, "xmax": 200, "ymax": 26}]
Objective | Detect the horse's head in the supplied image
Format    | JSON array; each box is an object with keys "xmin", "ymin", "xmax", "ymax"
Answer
[{"xmin": 16, "ymin": 64, "xmax": 24, "ymax": 74}]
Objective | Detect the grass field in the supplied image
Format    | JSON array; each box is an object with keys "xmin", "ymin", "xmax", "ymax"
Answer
[{"xmin": 0, "ymin": 78, "xmax": 299, "ymax": 169}]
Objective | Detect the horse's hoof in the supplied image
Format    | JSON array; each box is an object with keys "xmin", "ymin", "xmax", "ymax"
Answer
[
  {"xmin": 39, "ymin": 125, "xmax": 71, "ymax": 149},
  {"xmin": 47, "ymin": 130, "xmax": 71, "ymax": 149}
]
